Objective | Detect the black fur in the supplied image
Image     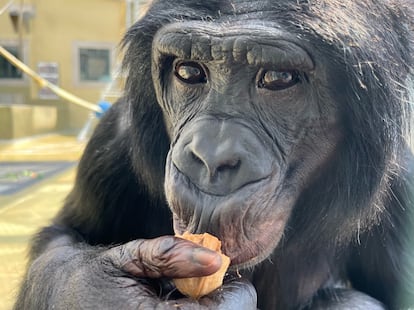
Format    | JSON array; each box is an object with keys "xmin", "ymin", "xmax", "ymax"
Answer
[{"xmin": 15, "ymin": 1, "xmax": 413, "ymax": 309}]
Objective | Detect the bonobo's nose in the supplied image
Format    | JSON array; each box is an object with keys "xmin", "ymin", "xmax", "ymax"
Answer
[
  {"xmin": 189, "ymin": 135, "xmax": 241, "ymax": 179},
  {"xmin": 171, "ymin": 119, "xmax": 272, "ymax": 196}
]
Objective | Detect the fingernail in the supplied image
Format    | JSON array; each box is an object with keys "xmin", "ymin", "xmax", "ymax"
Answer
[{"xmin": 192, "ymin": 248, "xmax": 221, "ymax": 267}]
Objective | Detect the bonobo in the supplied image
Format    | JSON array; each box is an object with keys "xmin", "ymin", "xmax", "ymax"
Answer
[{"xmin": 15, "ymin": 1, "xmax": 414, "ymax": 309}]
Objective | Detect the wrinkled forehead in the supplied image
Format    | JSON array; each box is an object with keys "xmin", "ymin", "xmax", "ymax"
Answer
[
  {"xmin": 152, "ymin": 21, "xmax": 313, "ymax": 70},
  {"xmin": 216, "ymin": 0, "xmax": 295, "ymax": 16}
]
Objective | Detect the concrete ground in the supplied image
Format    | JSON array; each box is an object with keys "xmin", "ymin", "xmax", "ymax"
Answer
[{"xmin": 0, "ymin": 135, "xmax": 85, "ymax": 310}]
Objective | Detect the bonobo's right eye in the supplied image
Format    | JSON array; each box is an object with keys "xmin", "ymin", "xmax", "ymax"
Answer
[{"xmin": 174, "ymin": 61, "xmax": 207, "ymax": 84}]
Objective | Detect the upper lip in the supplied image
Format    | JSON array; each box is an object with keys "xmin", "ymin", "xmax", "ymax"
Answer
[{"xmin": 173, "ymin": 163, "xmax": 273, "ymax": 197}]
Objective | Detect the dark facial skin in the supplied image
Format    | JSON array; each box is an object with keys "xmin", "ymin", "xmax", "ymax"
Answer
[{"xmin": 153, "ymin": 21, "xmax": 341, "ymax": 268}]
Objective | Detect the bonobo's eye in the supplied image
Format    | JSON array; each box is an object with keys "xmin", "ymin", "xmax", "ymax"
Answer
[
  {"xmin": 174, "ymin": 61, "xmax": 207, "ymax": 84},
  {"xmin": 258, "ymin": 69, "xmax": 301, "ymax": 91}
]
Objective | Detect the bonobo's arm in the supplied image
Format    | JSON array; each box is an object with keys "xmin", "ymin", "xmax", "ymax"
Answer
[
  {"xmin": 14, "ymin": 102, "xmax": 256, "ymax": 309},
  {"xmin": 15, "ymin": 228, "xmax": 256, "ymax": 309}
]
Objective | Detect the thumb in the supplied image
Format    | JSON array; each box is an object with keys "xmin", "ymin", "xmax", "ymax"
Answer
[{"xmin": 106, "ymin": 236, "xmax": 222, "ymax": 279}]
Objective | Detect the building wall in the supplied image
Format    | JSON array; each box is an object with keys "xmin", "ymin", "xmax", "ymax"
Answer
[{"xmin": 0, "ymin": 0, "xmax": 126, "ymax": 137}]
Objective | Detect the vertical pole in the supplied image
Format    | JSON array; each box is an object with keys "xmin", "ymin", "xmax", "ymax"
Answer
[
  {"xmin": 18, "ymin": 0, "xmax": 24, "ymax": 59},
  {"xmin": 133, "ymin": 0, "xmax": 140, "ymax": 22},
  {"xmin": 126, "ymin": 0, "xmax": 131, "ymax": 29}
]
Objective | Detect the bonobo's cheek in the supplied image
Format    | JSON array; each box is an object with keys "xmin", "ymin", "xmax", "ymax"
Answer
[{"xmin": 165, "ymin": 151, "xmax": 293, "ymax": 268}]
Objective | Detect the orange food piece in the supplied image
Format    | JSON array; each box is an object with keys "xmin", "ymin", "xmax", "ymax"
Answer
[{"xmin": 173, "ymin": 232, "xmax": 231, "ymax": 299}]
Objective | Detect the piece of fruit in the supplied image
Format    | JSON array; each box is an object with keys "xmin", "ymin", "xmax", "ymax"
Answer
[{"xmin": 173, "ymin": 232, "xmax": 231, "ymax": 299}]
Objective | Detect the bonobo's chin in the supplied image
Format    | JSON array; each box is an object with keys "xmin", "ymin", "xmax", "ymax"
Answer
[
  {"xmin": 172, "ymin": 211, "xmax": 289, "ymax": 269},
  {"xmin": 165, "ymin": 159, "xmax": 293, "ymax": 269}
]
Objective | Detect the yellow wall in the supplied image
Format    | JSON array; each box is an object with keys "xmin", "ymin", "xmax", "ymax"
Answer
[{"xmin": 0, "ymin": 0, "xmax": 125, "ymax": 133}]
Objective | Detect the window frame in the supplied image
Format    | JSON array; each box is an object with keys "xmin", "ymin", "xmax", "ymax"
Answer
[
  {"xmin": 73, "ymin": 41, "xmax": 115, "ymax": 87},
  {"xmin": 0, "ymin": 39, "xmax": 28, "ymax": 85}
]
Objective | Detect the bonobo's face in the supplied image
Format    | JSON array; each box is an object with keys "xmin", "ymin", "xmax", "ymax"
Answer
[{"xmin": 152, "ymin": 20, "xmax": 340, "ymax": 268}]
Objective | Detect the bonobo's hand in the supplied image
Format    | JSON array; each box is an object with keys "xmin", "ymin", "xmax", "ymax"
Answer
[{"xmin": 59, "ymin": 236, "xmax": 257, "ymax": 309}]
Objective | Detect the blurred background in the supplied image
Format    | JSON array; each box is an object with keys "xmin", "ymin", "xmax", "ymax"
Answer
[{"xmin": 0, "ymin": 0, "xmax": 149, "ymax": 309}]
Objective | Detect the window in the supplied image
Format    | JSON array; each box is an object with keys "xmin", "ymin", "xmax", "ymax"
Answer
[
  {"xmin": 79, "ymin": 48, "xmax": 111, "ymax": 82},
  {"xmin": 0, "ymin": 46, "xmax": 23, "ymax": 79},
  {"xmin": 74, "ymin": 42, "xmax": 114, "ymax": 86}
]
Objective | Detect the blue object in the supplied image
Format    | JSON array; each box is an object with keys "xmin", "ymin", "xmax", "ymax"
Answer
[{"xmin": 95, "ymin": 101, "xmax": 111, "ymax": 118}]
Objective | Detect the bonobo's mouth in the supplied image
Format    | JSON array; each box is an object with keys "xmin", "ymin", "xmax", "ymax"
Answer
[
  {"xmin": 165, "ymin": 155, "xmax": 293, "ymax": 269},
  {"xmin": 172, "ymin": 211, "xmax": 289, "ymax": 269}
]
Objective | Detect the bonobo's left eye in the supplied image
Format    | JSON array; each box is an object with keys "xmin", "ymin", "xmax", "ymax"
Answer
[
  {"xmin": 258, "ymin": 69, "xmax": 301, "ymax": 91},
  {"xmin": 174, "ymin": 61, "xmax": 207, "ymax": 84}
]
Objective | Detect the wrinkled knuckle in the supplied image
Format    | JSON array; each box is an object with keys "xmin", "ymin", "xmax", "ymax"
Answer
[
  {"xmin": 156, "ymin": 236, "xmax": 178, "ymax": 256},
  {"xmin": 135, "ymin": 239, "xmax": 165, "ymax": 278}
]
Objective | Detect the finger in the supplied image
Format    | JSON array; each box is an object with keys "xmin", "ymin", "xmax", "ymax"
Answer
[
  {"xmin": 106, "ymin": 236, "xmax": 222, "ymax": 279},
  {"xmin": 199, "ymin": 277, "xmax": 257, "ymax": 310},
  {"xmin": 157, "ymin": 278, "xmax": 257, "ymax": 310}
]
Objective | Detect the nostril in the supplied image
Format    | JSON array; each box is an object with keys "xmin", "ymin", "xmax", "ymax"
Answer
[
  {"xmin": 216, "ymin": 158, "xmax": 241, "ymax": 173},
  {"xmin": 191, "ymin": 151, "xmax": 205, "ymax": 166},
  {"xmin": 188, "ymin": 147, "xmax": 241, "ymax": 178}
]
